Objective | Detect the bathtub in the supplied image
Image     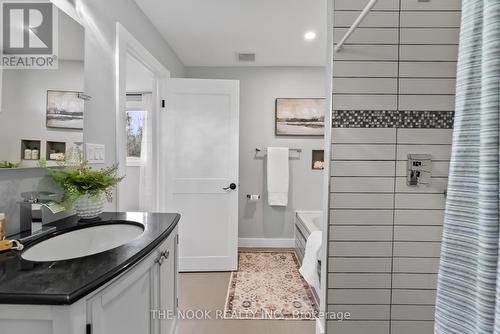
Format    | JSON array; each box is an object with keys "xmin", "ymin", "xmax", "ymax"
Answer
[
  {"xmin": 295, "ymin": 211, "xmax": 322, "ymax": 264},
  {"xmin": 295, "ymin": 211, "xmax": 323, "ymax": 297}
]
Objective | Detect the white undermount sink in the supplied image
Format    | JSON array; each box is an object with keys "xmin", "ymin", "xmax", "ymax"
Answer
[{"xmin": 21, "ymin": 223, "xmax": 144, "ymax": 262}]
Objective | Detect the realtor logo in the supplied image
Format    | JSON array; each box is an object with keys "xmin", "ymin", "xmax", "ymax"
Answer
[{"xmin": 1, "ymin": 1, "xmax": 58, "ymax": 69}]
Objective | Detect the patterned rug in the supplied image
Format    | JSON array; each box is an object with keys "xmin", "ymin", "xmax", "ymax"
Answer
[{"xmin": 224, "ymin": 251, "xmax": 319, "ymax": 320}]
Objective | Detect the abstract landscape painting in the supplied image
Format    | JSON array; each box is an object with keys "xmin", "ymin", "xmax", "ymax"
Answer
[
  {"xmin": 275, "ymin": 98, "xmax": 325, "ymax": 136},
  {"xmin": 46, "ymin": 90, "xmax": 84, "ymax": 129}
]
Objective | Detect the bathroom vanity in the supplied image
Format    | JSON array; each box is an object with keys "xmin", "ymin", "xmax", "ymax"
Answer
[{"xmin": 0, "ymin": 212, "xmax": 179, "ymax": 334}]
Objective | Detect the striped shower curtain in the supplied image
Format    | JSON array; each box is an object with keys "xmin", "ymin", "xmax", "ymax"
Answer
[{"xmin": 435, "ymin": 1, "xmax": 500, "ymax": 334}]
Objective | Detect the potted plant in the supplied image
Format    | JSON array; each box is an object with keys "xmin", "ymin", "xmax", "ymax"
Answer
[{"xmin": 48, "ymin": 162, "xmax": 124, "ymax": 220}]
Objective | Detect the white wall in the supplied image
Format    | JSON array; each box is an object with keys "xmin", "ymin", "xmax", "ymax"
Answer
[
  {"xmin": 0, "ymin": 60, "xmax": 84, "ymax": 164},
  {"xmin": 121, "ymin": 167, "xmax": 141, "ymax": 211},
  {"xmin": 186, "ymin": 66, "xmax": 325, "ymax": 241}
]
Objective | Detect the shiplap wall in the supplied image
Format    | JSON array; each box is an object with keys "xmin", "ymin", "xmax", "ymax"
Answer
[{"xmin": 327, "ymin": 0, "xmax": 461, "ymax": 333}]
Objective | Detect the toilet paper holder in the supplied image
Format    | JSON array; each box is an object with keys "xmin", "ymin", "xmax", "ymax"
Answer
[{"xmin": 246, "ymin": 194, "xmax": 260, "ymax": 200}]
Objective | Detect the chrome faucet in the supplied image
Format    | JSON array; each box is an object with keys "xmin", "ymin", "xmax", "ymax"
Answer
[{"xmin": 19, "ymin": 191, "xmax": 60, "ymax": 241}]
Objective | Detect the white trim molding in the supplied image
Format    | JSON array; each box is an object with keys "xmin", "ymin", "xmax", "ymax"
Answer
[{"xmin": 238, "ymin": 238, "xmax": 295, "ymax": 249}]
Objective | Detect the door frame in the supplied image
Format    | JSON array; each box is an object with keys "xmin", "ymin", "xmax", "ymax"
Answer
[
  {"xmin": 320, "ymin": 0, "xmax": 335, "ymax": 333},
  {"xmin": 115, "ymin": 23, "xmax": 170, "ymax": 211}
]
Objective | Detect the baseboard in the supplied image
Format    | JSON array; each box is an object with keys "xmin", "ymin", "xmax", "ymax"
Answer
[
  {"xmin": 179, "ymin": 256, "xmax": 237, "ymax": 272},
  {"xmin": 238, "ymin": 237, "xmax": 295, "ymax": 248}
]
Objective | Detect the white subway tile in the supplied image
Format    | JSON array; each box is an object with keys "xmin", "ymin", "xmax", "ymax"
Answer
[
  {"xmin": 333, "ymin": 144, "xmax": 396, "ymax": 160},
  {"xmin": 333, "ymin": 161, "xmax": 396, "ymax": 177},
  {"xmin": 399, "ymin": 62, "xmax": 457, "ymax": 78},
  {"xmin": 396, "ymin": 145, "xmax": 452, "ymax": 160},
  {"xmin": 328, "ymin": 321, "xmax": 390, "ymax": 334},
  {"xmin": 334, "ymin": 61, "xmax": 398, "ymax": 77},
  {"xmin": 329, "ymin": 241, "xmax": 393, "ymax": 257},
  {"xmin": 395, "ymin": 194, "xmax": 446, "ymax": 210},
  {"xmin": 399, "ymin": 78, "xmax": 456, "ymax": 95},
  {"xmin": 400, "ymin": 28, "xmax": 460, "ymax": 44},
  {"xmin": 334, "ymin": 78, "xmax": 397, "ymax": 94},
  {"xmin": 328, "ymin": 305, "xmax": 390, "ymax": 320},
  {"xmin": 330, "ymin": 226, "xmax": 393, "ymax": 241},
  {"xmin": 392, "ymin": 289, "xmax": 436, "ymax": 305},
  {"xmin": 328, "ymin": 289, "xmax": 391, "ymax": 304},
  {"xmin": 333, "ymin": 95, "xmax": 398, "ymax": 110},
  {"xmin": 399, "ymin": 95, "xmax": 456, "ymax": 111},
  {"xmin": 331, "ymin": 193, "xmax": 394, "ymax": 209},
  {"xmin": 330, "ymin": 209, "xmax": 394, "ymax": 225},
  {"xmin": 393, "ymin": 242, "xmax": 442, "ymax": 257},
  {"xmin": 335, "ymin": 28, "xmax": 398, "ymax": 44},
  {"xmin": 335, "ymin": 11, "xmax": 399, "ymax": 27},
  {"xmin": 331, "ymin": 177, "xmax": 395, "ymax": 193},
  {"xmin": 400, "ymin": 45, "xmax": 459, "ymax": 61},
  {"xmin": 391, "ymin": 321, "xmax": 435, "ymax": 334},
  {"xmin": 393, "ymin": 258, "xmax": 440, "ymax": 273},
  {"xmin": 328, "ymin": 258, "xmax": 393, "ymax": 272},
  {"xmin": 392, "ymin": 274, "xmax": 438, "ymax": 289},
  {"xmin": 394, "ymin": 226, "xmax": 443, "ymax": 241},
  {"xmin": 397, "ymin": 129, "xmax": 453, "ymax": 144},
  {"xmin": 333, "ymin": 128, "xmax": 397, "ymax": 144},
  {"xmin": 394, "ymin": 210, "xmax": 444, "ymax": 226},
  {"xmin": 395, "ymin": 177, "xmax": 448, "ymax": 194},
  {"xmin": 335, "ymin": 45, "xmax": 398, "ymax": 61},
  {"xmin": 391, "ymin": 306, "xmax": 435, "ymax": 321},
  {"xmin": 328, "ymin": 273, "xmax": 392, "ymax": 288},
  {"xmin": 335, "ymin": 0, "xmax": 399, "ymax": 10},
  {"xmin": 401, "ymin": 0, "xmax": 461, "ymax": 11},
  {"xmin": 400, "ymin": 12, "xmax": 461, "ymax": 28}
]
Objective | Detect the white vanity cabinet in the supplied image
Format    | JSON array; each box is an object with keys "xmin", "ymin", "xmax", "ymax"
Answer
[
  {"xmin": 0, "ymin": 227, "xmax": 178, "ymax": 334},
  {"xmin": 88, "ymin": 231, "xmax": 178, "ymax": 334}
]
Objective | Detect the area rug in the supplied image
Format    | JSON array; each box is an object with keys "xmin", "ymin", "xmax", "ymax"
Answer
[{"xmin": 224, "ymin": 251, "xmax": 319, "ymax": 320}]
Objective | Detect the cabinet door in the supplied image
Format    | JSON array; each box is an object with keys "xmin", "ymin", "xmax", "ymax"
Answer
[
  {"xmin": 88, "ymin": 253, "xmax": 156, "ymax": 334},
  {"xmin": 158, "ymin": 233, "xmax": 177, "ymax": 334}
]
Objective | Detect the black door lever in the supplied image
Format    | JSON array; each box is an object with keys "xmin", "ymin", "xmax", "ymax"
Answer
[{"xmin": 223, "ymin": 183, "xmax": 237, "ymax": 190}]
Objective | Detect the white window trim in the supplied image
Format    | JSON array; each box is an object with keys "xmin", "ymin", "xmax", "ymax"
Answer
[{"xmin": 126, "ymin": 156, "xmax": 145, "ymax": 167}]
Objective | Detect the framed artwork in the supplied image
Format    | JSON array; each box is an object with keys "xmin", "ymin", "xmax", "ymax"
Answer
[
  {"xmin": 46, "ymin": 90, "xmax": 84, "ymax": 129},
  {"xmin": 275, "ymin": 98, "xmax": 325, "ymax": 136}
]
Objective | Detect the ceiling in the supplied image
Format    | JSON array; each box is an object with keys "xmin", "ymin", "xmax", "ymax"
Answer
[{"xmin": 134, "ymin": 0, "xmax": 327, "ymax": 67}]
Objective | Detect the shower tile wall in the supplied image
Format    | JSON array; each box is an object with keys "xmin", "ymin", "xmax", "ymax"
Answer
[{"xmin": 327, "ymin": 0, "xmax": 460, "ymax": 333}]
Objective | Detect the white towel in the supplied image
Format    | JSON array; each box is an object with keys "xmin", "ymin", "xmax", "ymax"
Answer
[
  {"xmin": 267, "ymin": 147, "xmax": 289, "ymax": 206},
  {"xmin": 299, "ymin": 230, "xmax": 322, "ymax": 291}
]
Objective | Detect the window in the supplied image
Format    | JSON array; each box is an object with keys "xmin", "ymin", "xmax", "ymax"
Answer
[{"xmin": 126, "ymin": 110, "xmax": 146, "ymax": 166}]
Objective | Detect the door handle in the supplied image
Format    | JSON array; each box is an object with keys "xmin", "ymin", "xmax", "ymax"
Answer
[{"xmin": 223, "ymin": 183, "xmax": 237, "ymax": 191}]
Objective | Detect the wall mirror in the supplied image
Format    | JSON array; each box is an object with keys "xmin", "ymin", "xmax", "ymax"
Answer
[{"xmin": 0, "ymin": 5, "xmax": 85, "ymax": 169}]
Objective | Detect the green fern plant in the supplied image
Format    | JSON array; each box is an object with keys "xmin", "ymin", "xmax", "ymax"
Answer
[{"xmin": 47, "ymin": 162, "xmax": 125, "ymax": 206}]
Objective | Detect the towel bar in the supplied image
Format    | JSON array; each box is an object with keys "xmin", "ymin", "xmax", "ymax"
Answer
[{"xmin": 255, "ymin": 147, "xmax": 302, "ymax": 153}]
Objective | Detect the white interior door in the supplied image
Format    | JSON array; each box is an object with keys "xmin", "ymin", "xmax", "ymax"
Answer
[{"xmin": 161, "ymin": 78, "xmax": 239, "ymax": 272}]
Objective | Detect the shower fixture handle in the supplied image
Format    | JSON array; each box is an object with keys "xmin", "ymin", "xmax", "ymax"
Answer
[{"xmin": 223, "ymin": 183, "xmax": 237, "ymax": 191}]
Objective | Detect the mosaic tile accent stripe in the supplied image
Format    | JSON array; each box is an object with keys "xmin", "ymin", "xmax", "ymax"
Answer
[{"xmin": 332, "ymin": 110, "xmax": 454, "ymax": 129}]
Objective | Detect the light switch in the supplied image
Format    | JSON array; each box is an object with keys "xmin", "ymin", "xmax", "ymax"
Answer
[{"xmin": 86, "ymin": 143, "xmax": 105, "ymax": 164}]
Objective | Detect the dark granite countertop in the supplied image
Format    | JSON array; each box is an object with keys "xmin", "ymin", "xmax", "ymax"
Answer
[{"xmin": 0, "ymin": 212, "xmax": 180, "ymax": 305}]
